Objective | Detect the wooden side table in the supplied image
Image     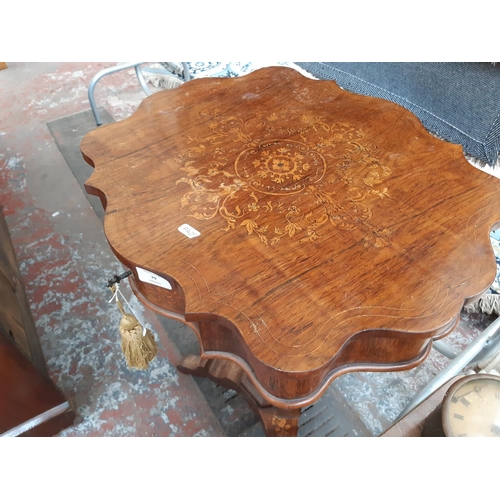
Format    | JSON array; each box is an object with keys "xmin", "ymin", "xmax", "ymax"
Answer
[{"xmin": 81, "ymin": 67, "xmax": 500, "ymax": 436}]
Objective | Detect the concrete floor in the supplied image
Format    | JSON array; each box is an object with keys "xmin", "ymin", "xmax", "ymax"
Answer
[{"xmin": 1, "ymin": 62, "xmax": 497, "ymax": 437}]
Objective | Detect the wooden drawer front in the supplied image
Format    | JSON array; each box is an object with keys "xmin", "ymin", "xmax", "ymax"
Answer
[
  {"xmin": 0, "ymin": 207, "xmax": 47, "ymax": 373},
  {"xmin": 0, "ymin": 273, "xmax": 31, "ymax": 356}
]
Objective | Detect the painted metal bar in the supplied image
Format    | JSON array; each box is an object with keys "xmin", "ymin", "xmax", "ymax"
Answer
[
  {"xmin": 182, "ymin": 62, "xmax": 191, "ymax": 82},
  {"xmin": 88, "ymin": 62, "xmax": 192, "ymax": 126},
  {"xmin": 1, "ymin": 401, "xmax": 71, "ymax": 437},
  {"xmin": 88, "ymin": 62, "xmax": 146, "ymax": 126},
  {"xmin": 138, "ymin": 64, "xmax": 191, "ymax": 82},
  {"xmin": 432, "ymin": 340, "xmax": 458, "ymax": 359},
  {"xmin": 134, "ymin": 65, "xmax": 152, "ymax": 96},
  {"xmin": 396, "ymin": 314, "xmax": 500, "ymax": 421},
  {"xmin": 473, "ymin": 329, "xmax": 500, "ymax": 367}
]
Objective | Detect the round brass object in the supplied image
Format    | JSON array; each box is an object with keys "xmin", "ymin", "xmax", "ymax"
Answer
[{"xmin": 441, "ymin": 373, "xmax": 500, "ymax": 437}]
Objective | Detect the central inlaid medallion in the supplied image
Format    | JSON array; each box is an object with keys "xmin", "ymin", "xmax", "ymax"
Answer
[
  {"xmin": 235, "ymin": 140, "xmax": 326, "ymax": 195},
  {"xmin": 174, "ymin": 108, "xmax": 393, "ymax": 247}
]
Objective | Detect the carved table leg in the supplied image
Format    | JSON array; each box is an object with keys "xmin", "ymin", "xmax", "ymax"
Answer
[
  {"xmin": 255, "ymin": 405, "xmax": 301, "ymax": 437},
  {"xmin": 177, "ymin": 354, "xmax": 301, "ymax": 437}
]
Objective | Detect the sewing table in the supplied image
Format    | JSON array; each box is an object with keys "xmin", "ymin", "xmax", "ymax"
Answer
[{"xmin": 81, "ymin": 67, "xmax": 500, "ymax": 436}]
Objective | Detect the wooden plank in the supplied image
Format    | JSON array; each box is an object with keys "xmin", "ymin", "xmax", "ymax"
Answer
[
  {"xmin": 0, "ymin": 274, "xmax": 31, "ymax": 356},
  {"xmin": 0, "ymin": 205, "xmax": 18, "ymax": 283}
]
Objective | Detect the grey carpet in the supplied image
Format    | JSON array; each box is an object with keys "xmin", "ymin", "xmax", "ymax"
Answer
[{"xmin": 47, "ymin": 107, "xmax": 114, "ymax": 221}]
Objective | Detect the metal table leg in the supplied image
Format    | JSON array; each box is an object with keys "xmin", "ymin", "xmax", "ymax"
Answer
[
  {"xmin": 88, "ymin": 62, "xmax": 147, "ymax": 126},
  {"xmin": 88, "ymin": 62, "xmax": 192, "ymax": 127}
]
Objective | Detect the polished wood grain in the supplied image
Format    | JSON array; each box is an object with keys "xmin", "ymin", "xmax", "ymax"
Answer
[{"xmin": 82, "ymin": 66, "xmax": 500, "ymax": 435}]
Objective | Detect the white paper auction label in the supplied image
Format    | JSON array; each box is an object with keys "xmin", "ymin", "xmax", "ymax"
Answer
[
  {"xmin": 136, "ymin": 267, "xmax": 172, "ymax": 290},
  {"xmin": 178, "ymin": 223, "xmax": 201, "ymax": 238}
]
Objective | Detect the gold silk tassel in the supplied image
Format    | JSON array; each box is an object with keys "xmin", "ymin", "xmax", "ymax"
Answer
[{"xmin": 111, "ymin": 285, "xmax": 158, "ymax": 370}]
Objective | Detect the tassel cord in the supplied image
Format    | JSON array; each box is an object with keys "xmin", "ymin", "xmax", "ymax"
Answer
[
  {"xmin": 109, "ymin": 283, "xmax": 146, "ymax": 335},
  {"xmin": 108, "ymin": 282, "xmax": 159, "ymax": 370}
]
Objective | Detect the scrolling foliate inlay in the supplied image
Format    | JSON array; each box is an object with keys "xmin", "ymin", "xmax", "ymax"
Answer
[{"xmin": 175, "ymin": 108, "xmax": 393, "ymax": 247}]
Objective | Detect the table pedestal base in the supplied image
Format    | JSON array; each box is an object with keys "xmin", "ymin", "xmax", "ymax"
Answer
[{"xmin": 177, "ymin": 355, "xmax": 301, "ymax": 437}]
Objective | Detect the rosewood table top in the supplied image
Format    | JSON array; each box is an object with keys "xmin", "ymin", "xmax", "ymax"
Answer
[{"xmin": 82, "ymin": 67, "xmax": 500, "ymax": 435}]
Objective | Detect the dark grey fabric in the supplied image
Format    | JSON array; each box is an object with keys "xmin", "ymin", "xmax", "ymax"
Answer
[{"xmin": 295, "ymin": 62, "xmax": 500, "ymax": 166}]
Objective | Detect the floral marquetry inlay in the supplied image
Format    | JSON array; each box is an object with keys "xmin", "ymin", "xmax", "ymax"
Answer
[{"xmin": 175, "ymin": 108, "xmax": 393, "ymax": 247}]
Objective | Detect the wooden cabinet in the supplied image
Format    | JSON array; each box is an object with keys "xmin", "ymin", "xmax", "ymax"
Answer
[{"xmin": 0, "ymin": 206, "xmax": 75, "ymax": 437}]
